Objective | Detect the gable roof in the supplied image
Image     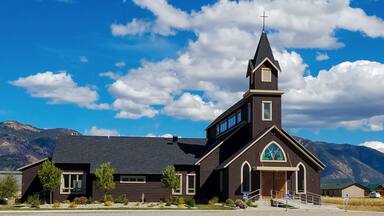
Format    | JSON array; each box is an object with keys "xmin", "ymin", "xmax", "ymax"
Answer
[
  {"xmin": 216, "ymin": 125, "xmax": 326, "ymax": 170},
  {"xmin": 17, "ymin": 158, "xmax": 49, "ymax": 171},
  {"xmin": 247, "ymin": 32, "xmax": 281, "ymax": 77},
  {"xmin": 321, "ymin": 183, "xmax": 369, "ymax": 191},
  {"xmin": 366, "ymin": 183, "xmax": 384, "ymax": 190},
  {"xmin": 53, "ymin": 136, "xmax": 206, "ymax": 174}
]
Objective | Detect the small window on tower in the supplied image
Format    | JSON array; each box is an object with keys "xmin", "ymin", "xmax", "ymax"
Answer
[
  {"xmin": 262, "ymin": 101, "xmax": 272, "ymax": 121},
  {"xmin": 261, "ymin": 68, "xmax": 271, "ymax": 82}
]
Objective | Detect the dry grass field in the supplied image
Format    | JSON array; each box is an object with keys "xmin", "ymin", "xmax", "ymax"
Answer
[{"xmin": 322, "ymin": 196, "xmax": 384, "ymax": 212}]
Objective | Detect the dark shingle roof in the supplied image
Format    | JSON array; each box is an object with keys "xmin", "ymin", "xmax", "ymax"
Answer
[
  {"xmin": 53, "ymin": 136, "xmax": 206, "ymax": 174},
  {"xmin": 247, "ymin": 32, "xmax": 281, "ymax": 77},
  {"xmin": 321, "ymin": 183, "xmax": 369, "ymax": 191}
]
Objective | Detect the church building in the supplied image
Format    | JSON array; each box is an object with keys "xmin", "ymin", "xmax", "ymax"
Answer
[{"xmin": 19, "ymin": 32, "xmax": 325, "ymax": 203}]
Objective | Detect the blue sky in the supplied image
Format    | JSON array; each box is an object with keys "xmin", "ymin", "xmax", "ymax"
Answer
[{"xmin": 0, "ymin": 0, "xmax": 383, "ymax": 148}]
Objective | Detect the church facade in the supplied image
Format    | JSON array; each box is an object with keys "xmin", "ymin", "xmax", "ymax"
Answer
[{"xmin": 19, "ymin": 32, "xmax": 325, "ymax": 203}]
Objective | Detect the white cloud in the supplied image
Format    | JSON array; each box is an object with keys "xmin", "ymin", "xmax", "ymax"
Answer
[
  {"xmin": 163, "ymin": 93, "xmax": 222, "ymax": 121},
  {"xmin": 360, "ymin": 141, "xmax": 384, "ymax": 153},
  {"xmin": 115, "ymin": 61, "xmax": 126, "ymax": 68},
  {"xmin": 315, "ymin": 52, "xmax": 330, "ymax": 61},
  {"xmin": 79, "ymin": 56, "xmax": 88, "ymax": 63},
  {"xmin": 85, "ymin": 126, "xmax": 120, "ymax": 136},
  {"xmin": 115, "ymin": 0, "xmax": 384, "ymax": 48},
  {"xmin": 105, "ymin": 0, "xmax": 384, "ymax": 130},
  {"xmin": 146, "ymin": 133, "xmax": 173, "ymax": 138},
  {"xmin": 11, "ymin": 71, "xmax": 109, "ymax": 110},
  {"xmin": 111, "ymin": 19, "xmax": 152, "ymax": 36},
  {"xmin": 283, "ymin": 61, "xmax": 384, "ymax": 130}
]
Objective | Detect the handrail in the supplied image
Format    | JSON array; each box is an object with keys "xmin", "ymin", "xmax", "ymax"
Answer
[{"xmin": 248, "ymin": 189, "xmax": 261, "ymax": 200}]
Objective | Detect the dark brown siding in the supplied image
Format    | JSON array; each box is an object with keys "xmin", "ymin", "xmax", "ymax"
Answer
[
  {"xmin": 20, "ymin": 161, "xmax": 45, "ymax": 202},
  {"xmin": 251, "ymin": 95, "xmax": 281, "ymax": 137},
  {"xmin": 250, "ymin": 61, "xmax": 278, "ymax": 90},
  {"xmin": 227, "ymin": 129, "xmax": 321, "ymax": 200}
]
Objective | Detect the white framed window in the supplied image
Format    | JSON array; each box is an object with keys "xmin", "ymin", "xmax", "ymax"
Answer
[
  {"xmin": 172, "ymin": 173, "xmax": 182, "ymax": 195},
  {"xmin": 120, "ymin": 175, "xmax": 146, "ymax": 183},
  {"xmin": 60, "ymin": 172, "xmax": 86, "ymax": 194},
  {"xmin": 260, "ymin": 141, "xmax": 287, "ymax": 162},
  {"xmin": 262, "ymin": 101, "xmax": 272, "ymax": 121},
  {"xmin": 241, "ymin": 161, "xmax": 251, "ymax": 193},
  {"xmin": 261, "ymin": 68, "xmax": 272, "ymax": 82},
  {"xmin": 296, "ymin": 163, "xmax": 306, "ymax": 194},
  {"xmin": 186, "ymin": 173, "xmax": 196, "ymax": 195}
]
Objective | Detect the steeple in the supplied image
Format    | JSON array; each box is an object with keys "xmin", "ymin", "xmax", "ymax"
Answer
[{"xmin": 247, "ymin": 32, "xmax": 280, "ymax": 77}]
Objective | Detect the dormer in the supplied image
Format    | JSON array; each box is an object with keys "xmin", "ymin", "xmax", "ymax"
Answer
[{"xmin": 246, "ymin": 32, "xmax": 281, "ymax": 91}]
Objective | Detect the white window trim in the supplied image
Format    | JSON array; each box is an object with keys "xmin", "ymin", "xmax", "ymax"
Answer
[
  {"xmin": 172, "ymin": 173, "xmax": 182, "ymax": 195},
  {"xmin": 296, "ymin": 162, "xmax": 307, "ymax": 194},
  {"xmin": 240, "ymin": 161, "xmax": 252, "ymax": 193},
  {"xmin": 262, "ymin": 101, "xmax": 272, "ymax": 121},
  {"xmin": 186, "ymin": 173, "xmax": 196, "ymax": 195},
  {"xmin": 60, "ymin": 171, "xmax": 86, "ymax": 195},
  {"xmin": 120, "ymin": 175, "xmax": 146, "ymax": 183},
  {"xmin": 260, "ymin": 141, "xmax": 287, "ymax": 163},
  {"xmin": 261, "ymin": 68, "xmax": 272, "ymax": 82}
]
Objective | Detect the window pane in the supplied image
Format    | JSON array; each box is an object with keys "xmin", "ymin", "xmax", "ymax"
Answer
[
  {"xmin": 188, "ymin": 176, "xmax": 195, "ymax": 189},
  {"xmin": 220, "ymin": 120, "xmax": 227, "ymax": 132},
  {"xmin": 216, "ymin": 125, "xmax": 220, "ymax": 135},
  {"xmin": 228, "ymin": 114, "xmax": 236, "ymax": 128},
  {"xmin": 262, "ymin": 143, "xmax": 285, "ymax": 161},
  {"xmin": 298, "ymin": 165, "xmax": 305, "ymax": 192},
  {"xmin": 237, "ymin": 111, "xmax": 242, "ymax": 123},
  {"xmin": 242, "ymin": 165, "xmax": 250, "ymax": 192},
  {"xmin": 261, "ymin": 68, "xmax": 271, "ymax": 82},
  {"xmin": 64, "ymin": 174, "xmax": 69, "ymax": 188},
  {"xmin": 263, "ymin": 102, "xmax": 271, "ymax": 120}
]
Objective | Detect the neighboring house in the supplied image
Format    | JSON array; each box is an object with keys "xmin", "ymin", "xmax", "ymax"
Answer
[
  {"xmin": 0, "ymin": 171, "xmax": 22, "ymax": 197},
  {"xmin": 18, "ymin": 31, "xmax": 325, "ymax": 202},
  {"xmin": 321, "ymin": 183, "xmax": 370, "ymax": 198},
  {"xmin": 366, "ymin": 183, "xmax": 384, "ymax": 196}
]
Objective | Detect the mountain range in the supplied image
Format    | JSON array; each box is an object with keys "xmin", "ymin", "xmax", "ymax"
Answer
[{"xmin": 0, "ymin": 120, "xmax": 383, "ymax": 184}]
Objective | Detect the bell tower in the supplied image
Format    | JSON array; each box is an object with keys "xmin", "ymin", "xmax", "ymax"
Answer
[{"xmin": 245, "ymin": 31, "xmax": 284, "ymax": 137}]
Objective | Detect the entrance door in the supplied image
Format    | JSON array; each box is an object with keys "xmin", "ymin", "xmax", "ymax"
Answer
[{"xmin": 261, "ymin": 171, "xmax": 286, "ymax": 199}]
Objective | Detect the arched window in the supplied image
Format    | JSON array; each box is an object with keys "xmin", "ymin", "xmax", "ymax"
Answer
[
  {"xmin": 261, "ymin": 142, "xmax": 286, "ymax": 162},
  {"xmin": 241, "ymin": 161, "xmax": 251, "ymax": 193},
  {"xmin": 296, "ymin": 163, "xmax": 306, "ymax": 194}
]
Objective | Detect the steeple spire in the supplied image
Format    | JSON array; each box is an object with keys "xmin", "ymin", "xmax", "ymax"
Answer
[{"xmin": 246, "ymin": 32, "xmax": 280, "ymax": 77}]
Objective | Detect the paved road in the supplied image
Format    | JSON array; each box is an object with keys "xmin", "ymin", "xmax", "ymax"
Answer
[{"xmin": 0, "ymin": 209, "xmax": 383, "ymax": 216}]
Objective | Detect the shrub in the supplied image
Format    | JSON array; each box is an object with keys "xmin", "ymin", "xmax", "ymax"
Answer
[
  {"xmin": 53, "ymin": 201, "xmax": 60, "ymax": 208},
  {"xmin": 63, "ymin": 199, "xmax": 70, "ymax": 204},
  {"xmin": 186, "ymin": 198, "xmax": 196, "ymax": 207},
  {"xmin": 73, "ymin": 196, "xmax": 88, "ymax": 205},
  {"xmin": 69, "ymin": 202, "xmax": 77, "ymax": 208},
  {"xmin": 104, "ymin": 194, "xmax": 113, "ymax": 202},
  {"xmin": 235, "ymin": 199, "xmax": 246, "ymax": 209},
  {"xmin": 115, "ymin": 194, "xmax": 128, "ymax": 205},
  {"xmin": 225, "ymin": 198, "xmax": 235, "ymax": 207},
  {"xmin": 177, "ymin": 197, "xmax": 185, "ymax": 205},
  {"xmin": 104, "ymin": 201, "xmax": 113, "ymax": 206},
  {"xmin": 246, "ymin": 200, "xmax": 257, "ymax": 207},
  {"xmin": 0, "ymin": 175, "xmax": 19, "ymax": 199},
  {"xmin": 27, "ymin": 194, "xmax": 40, "ymax": 208},
  {"xmin": 208, "ymin": 196, "xmax": 219, "ymax": 205},
  {"xmin": 86, "ymin": 197, "xmax": 93, "ymax": 204},
  {"xmin": 171, "ymin": 196, "xmax": 179, "ymax": 205}
]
